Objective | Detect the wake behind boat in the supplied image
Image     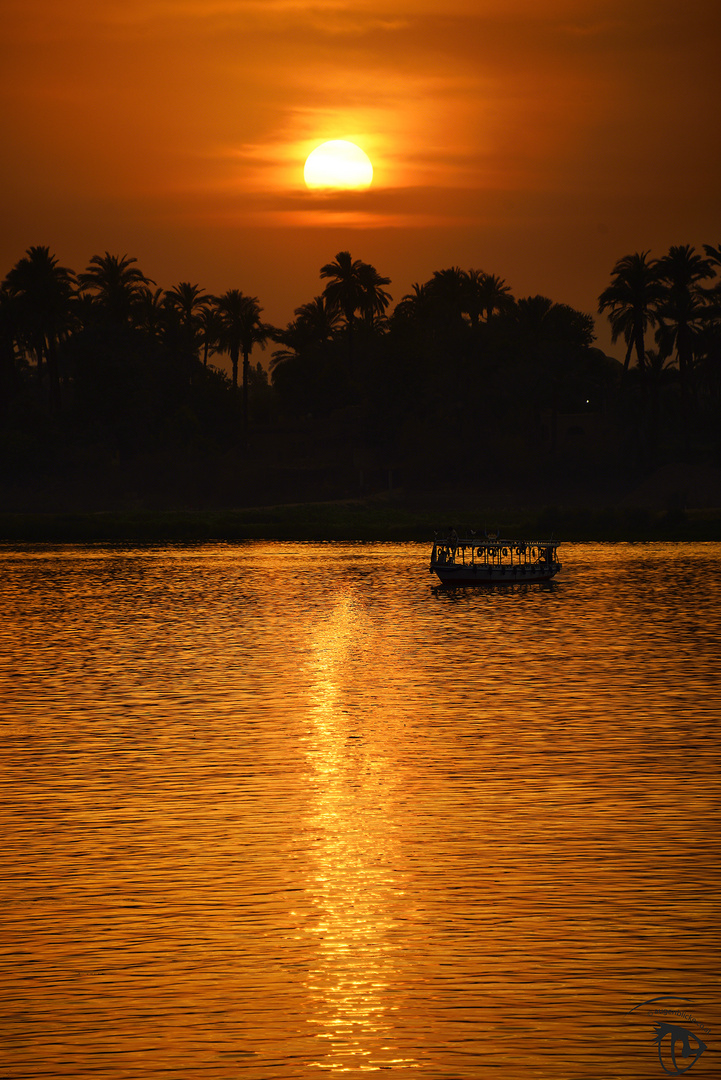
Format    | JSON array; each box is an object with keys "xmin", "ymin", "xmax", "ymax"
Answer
[{"xmin": 430, "ymin": 530, "xmax": 561, "ymax": 585}]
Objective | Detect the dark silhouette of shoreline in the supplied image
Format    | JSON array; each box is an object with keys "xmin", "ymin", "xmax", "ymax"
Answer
[{"xmin": 2, "ymin": 244, "xmax": 719, "ymax": 536}]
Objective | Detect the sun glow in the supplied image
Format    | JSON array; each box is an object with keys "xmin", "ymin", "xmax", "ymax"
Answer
[{"xmin": 304, "ymin": 140, "xmax": 373, "ymax": 191}]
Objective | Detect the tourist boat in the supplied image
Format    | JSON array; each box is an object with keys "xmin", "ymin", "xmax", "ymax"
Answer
[{"xmin": 430, "ymin": 531, "xmax": 561, "ymax": 585}]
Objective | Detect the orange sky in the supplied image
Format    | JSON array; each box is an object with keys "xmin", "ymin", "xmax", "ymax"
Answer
[{"xmin": 2, "ymin": 0, "xmax": 720, "ymax": 356}]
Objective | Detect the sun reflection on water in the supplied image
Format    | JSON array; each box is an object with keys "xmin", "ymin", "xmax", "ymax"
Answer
[{"xmin": 303, "ymin": 588, "xmax": 419, "ymax": 1072}]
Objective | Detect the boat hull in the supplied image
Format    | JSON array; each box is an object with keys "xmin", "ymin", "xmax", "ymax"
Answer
[{"xmin": 431, "ymin": 562, "xmax": 560, "ymax": 585}]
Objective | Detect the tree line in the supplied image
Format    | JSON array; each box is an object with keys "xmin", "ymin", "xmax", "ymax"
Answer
[{"xmin": 1, "ymin": 242, "xmax": 719, "ymax": 504}]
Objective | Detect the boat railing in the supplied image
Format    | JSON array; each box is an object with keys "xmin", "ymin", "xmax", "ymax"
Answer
[{"xmin": 431, "ymin": 533, "xmax": 559, "ymax": 567}]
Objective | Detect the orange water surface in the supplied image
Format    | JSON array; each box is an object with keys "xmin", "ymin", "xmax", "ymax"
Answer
[{"xmin": 1, "ymin": 542, "xmax": 719, "ymax": 1078}]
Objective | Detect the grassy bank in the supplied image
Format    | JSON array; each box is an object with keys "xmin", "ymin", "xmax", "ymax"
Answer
[{"xmin": 2, "ymin": 494, "xmax": 721, "ymax": 544}]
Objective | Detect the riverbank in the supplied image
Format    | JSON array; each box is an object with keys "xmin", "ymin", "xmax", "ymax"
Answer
[{"xmin": 2, "ymin": 493, "xmax": 720, "ymax": 543}]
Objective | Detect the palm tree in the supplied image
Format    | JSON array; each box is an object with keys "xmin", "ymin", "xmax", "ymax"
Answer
[
  {"xmin": 293, "ymin": 295, "xmax": 341, "ymax": 346},
  {"xmin": 357, "ymin": 262, "xmax": 392, "ymax": 327},
  {"xmin": 598, "ymin": 251, "xmax": 664, "ymax": 373},
  {"xmin": 162, "ymin": 283, "xmax": 211, "ymax": 385},
  {"xmin": 136, "ymin": 286, "xmax": 166, "ymax": 338},
  {"xmin": 320, "ymin": 251, "xmax": 390, "ymax": 369},
  {"xmin": 703, "ymin": 242, "xmax": 721, "ymax": 271},
  {"xmin": 426, "ymin": 266, "xmax": 468, "ymax": 325},
  {"xmin": 320, "ymin": 251, "xmax": 366, "ymax": 371},
  {"xmin": 269, "ymin": 296, "xmax": 340, "ymax": 387},
  {"xmin": 164, "ymin": 282, "xmax": 208, "ymax": 349},
  {"xmin": 213, "ymin": 289, "xmax": 268, "ymax": 434},
  {"xmin": 196, "ymin": 304, "xmax": 223, "ymax": 368},
  {"xmin": 655, "ymin": 245, "xmax": 714, "ymax": 385},
  {"xmin": 697, "ymin": 244, "xmax": 721, "ymax": 408},
  {"xmin": 393, "ymin": 282, "xmax": 432, "ymax": 323},
  {"xmin": 78, "ymin": 252, "xmax": 155, "ymax": 325},
  {"xmin": 476, "ymin": 272, "xmax": 513, "ymax": 323},
  {"xmin": 512, "ymin": 295, "xmax": 593, "ymax": 355},
  {"xmin": 320, "ymin": 251, "xmax": 365, "ymax": 319},
  {"xmin": 4, "ymin": 245, "xmax": 76, "ymax": 410},
  {"xmin": 460, "ymin": 269, "xmax": 484, "ymax": 327}
]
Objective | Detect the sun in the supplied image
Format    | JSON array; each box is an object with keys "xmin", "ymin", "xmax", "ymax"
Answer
[{"xmin": 304, "ymin": 140, "xmax": 373, "ymax": 191}]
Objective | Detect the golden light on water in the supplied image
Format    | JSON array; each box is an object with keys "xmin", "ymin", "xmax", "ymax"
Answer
[
  {"xmin": 304, "ymin": 590, "xmax": 418, "ymax": 1072},
  {"xmin": 3, "ymin": 544, "xmax": 720, "ymax": 1074}
]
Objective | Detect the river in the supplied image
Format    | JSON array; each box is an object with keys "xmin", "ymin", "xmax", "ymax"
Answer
[{"xmin": 1, "ymin": 541, "xmax": 719, "ymax": 1078}]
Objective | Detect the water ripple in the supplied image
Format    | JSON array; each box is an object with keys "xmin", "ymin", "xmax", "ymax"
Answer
[{"xmin": 1, "ymin": 542, "xmax": 719, "ymax": 1077}]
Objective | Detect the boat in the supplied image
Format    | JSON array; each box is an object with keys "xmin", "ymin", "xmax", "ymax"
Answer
[{"xmin": 430, "ymin": 530, "xmax": 561, "ymax": 585}]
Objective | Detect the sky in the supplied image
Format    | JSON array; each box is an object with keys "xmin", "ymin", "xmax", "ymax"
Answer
[{"xmin": 2, "ymin": 0, "xmax": 720, "ymax": 358}]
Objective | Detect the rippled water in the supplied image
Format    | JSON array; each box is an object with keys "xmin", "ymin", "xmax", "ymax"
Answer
[{"xmin": 1, "ymin": 542, "xmax": 719, "ymax": 1078}]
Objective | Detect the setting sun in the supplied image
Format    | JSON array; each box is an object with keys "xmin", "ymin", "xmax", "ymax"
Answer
[{"xmin": 304, "ymin": 141, "xmax": 373, "ymax": 191}]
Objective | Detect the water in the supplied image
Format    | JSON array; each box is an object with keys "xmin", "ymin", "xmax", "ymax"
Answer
[{"xmin": 1, "ymin": 542, "xmax": 719, "ymax": 1078}]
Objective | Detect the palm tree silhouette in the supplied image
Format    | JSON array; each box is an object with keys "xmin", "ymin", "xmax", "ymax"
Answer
[
  {"xmin": 393, "ymin": 282, "xmax": 432, "ymax": 323},
  {"xmin": 164, "ymin": 282, "xmax": 208, "ymax": 347},
  {"xmin": 357, "ymin": 263, "xmax": 392, "ymax": 327},
  {"xmin": 78, "ymin": 252, "xmax": 155, "ymax": 325},
  {"xmin": 163, "ymin": 283, "xmax": 211, "ymax": 382},
  {"xmin": 476, "ymin": 271, "xmax": 513, "ymax": 323},
  {"xmin": 320, "ymin": 251, "xmax": 364, "ymax": 316},
  {"xmin": 320, "ymin": 251, "xmax": 391, "ymax": 371},
  {"xmin": 196, "ymin": 304, "xmax": 223, "ymax": 368},
  {"xmin": 4, "ymin": 245, "xmax": 76, "ymax": 410},
  {"xmin": 269, "ymin": 295, "xmax": 341, "ymax": 381},
  {"xmin": 426, "ymin": 266, "xmax": 468, "ymax": 326},
  {"xmin": 212, "ymin": 289, "xmax": 268, "ymax": 435},
  {"xmin": 513, "ymin": 295, "xmax": 594, "ymax": 349},
  {"xmin": 702, "ymin": 242, "xmax": 721, "ymax": 303},
  {"xmin": 460, "ymin": 269, "xmax": 485, "ymax": 327},
  {"xmin": 703, "ymin": 242, "xmax": 721, "ymax": 267},
  {"xmin": 656, "ymin": 244, "xmax": 714, "ymax": 382},
  {"xmin": 293, "ymin": 296, "xmax": 341, "ymax": 344},
  {"xmin": 134, "ymin": 285, "xmax": 166, "ymax": 339},
  {"xmin": 598, "ymin": 251, "xmax": 664, "ymax": 373}
]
